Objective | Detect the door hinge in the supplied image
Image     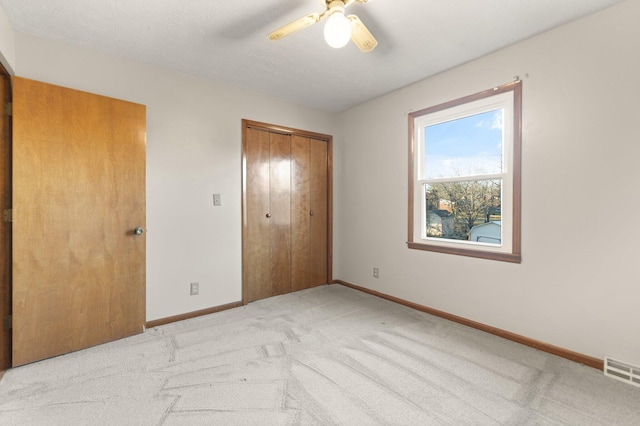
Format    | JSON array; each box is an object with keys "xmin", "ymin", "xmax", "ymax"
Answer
[
  {"xmin": 3, "ymin": 102, "xmax": 11, "ymax": 116},
  {"xmin": 3, "ymin": 208, "xmax": 11, "ymax": 222},
  {"xmin": 3, "ymin": 315, "xmax": 11, "ymax": 330}
]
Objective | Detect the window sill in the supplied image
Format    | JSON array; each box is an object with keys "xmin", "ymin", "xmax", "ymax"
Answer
[{"xmin": 407, "ymin": 241, "xmax": 521, "ymax": 263}]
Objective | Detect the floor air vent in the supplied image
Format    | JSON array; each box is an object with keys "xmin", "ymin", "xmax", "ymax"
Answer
[{"xmin": 604, "ymin": 356, "xmax": 640, "ymax": 388}]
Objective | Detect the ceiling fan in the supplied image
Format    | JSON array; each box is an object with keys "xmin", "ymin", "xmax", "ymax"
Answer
[{"xmin": 268, "ymin": 0, "xmax": 378, "ymax": 52}]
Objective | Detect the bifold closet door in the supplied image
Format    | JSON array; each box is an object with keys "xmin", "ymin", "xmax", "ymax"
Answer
[
  {"xmin": 244, "ymin": 127, "xmax": 291, "ymax": 303},
  {"xmin": 291, "ymin": 136, "xmax": 328, "ymax": 291}
]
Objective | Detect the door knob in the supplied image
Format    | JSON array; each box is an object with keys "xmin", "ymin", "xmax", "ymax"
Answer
[
  {"xmin": 265, "ymin": 213, "xmax": 272, "ymax": 218},
  {"xmin": 134, "ymin": 227, "xmax": 144, "ymax": 235},
  {"xmin": 310, "ymin": 211, "xmax": 314, "ymax": 217}
]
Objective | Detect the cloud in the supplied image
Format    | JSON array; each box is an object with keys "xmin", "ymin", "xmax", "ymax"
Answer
[
  {"xmin": 427, "ymin": 155, "xmax": 502, "ymax": 179},
  {"xmin": 491, "ymin": 111, "xmax": 503, "ymax": 130},
  {"xmin": 475, "ymin": 110, "xmax": 503, "ymax": 131}
]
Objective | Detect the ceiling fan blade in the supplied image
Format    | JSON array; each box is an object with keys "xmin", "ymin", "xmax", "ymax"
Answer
[
  {"xmin": 344, "ymin": 0, "xmax": 373, "ymax": 7},
  {"xmin": 348, "ymin": 15, "xmax": 377, "ymax": 52},
  {"xmin": 268, "ymin": 13, "xmax": 321, "ymax": 41}
]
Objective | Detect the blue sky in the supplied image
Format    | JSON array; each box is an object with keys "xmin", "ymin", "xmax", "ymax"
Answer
[{"xmin": 424, "ymin": 109, "xmax": 503, "ymax": 179}]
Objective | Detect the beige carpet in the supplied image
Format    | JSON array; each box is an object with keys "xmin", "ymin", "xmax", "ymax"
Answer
[{"xmin": 0, "ymin": 284, "xmax": 638, "ymax": 425}]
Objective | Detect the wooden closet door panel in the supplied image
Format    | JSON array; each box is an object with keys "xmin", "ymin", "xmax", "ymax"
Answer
[
  {"xmin": 309, "ymin": 139, "xmax": 328, "ymax": 285},
  {"xmin": 243, "ymin": 128, "xmax": 272, "ymax": 302},
  {"xmin": 291, "ymin": 136, "xmax": 310, "ymax": 291},
  {"xmin": 268, "ymin": 133, "xmax": 291, "ymax": 296}
]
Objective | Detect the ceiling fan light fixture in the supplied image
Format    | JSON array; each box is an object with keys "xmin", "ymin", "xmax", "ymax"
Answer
[
  {"xmin": 323, "ymin": 7, "xmax": 351, "ymax": 48},
  {"xmin": 268, "ymin": 0, "xmax": 377, "ymax": 53}
]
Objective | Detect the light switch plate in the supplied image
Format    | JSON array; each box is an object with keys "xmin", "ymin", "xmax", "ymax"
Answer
[{"xmin": 213, "ymin": 193, "xmax": 221, "ymax": 206}]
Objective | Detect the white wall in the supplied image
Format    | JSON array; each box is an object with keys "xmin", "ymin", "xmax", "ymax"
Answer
[
  {"xmin": 0, "ymin": 3, "xmax": 15, "ymax": 73},
  {"xmin": 334, "ymin": 0, "xmax": 640, "ymax": 363},
  {"xmin": 12, "ymin": 33, "xmax": 338, "ymax": 321}
]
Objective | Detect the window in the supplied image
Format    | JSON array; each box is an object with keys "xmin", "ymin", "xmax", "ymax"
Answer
[{"xmin": 408, "ymin": 81, "xmax": 521, "ymax": 262}]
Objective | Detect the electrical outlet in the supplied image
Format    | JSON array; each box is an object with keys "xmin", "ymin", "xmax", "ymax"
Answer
[
  {"xmin": 190, "ymin": 282, "xmax": 199, "ymax": 295},
  {"xmin": 373, "ymin": 267, "xmax": 379, "ymax": 278}
]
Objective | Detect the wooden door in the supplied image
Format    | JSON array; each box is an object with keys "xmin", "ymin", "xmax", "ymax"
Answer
[
  {"xmin": 12, "ymin": 77, "xmax": 146, "ymax": 366},
  {"xmin": 291, "ymin": 136, "xmax": 328, "ymax": 291},
  {"xmin": 243, "ymin": 120, "xmax": 332, "ymax": 303},
  {"xmin": 243, "ymin": 127, "xmax": 291, "ymax": 303},
  {"xmin": 0, "ymin": 67, "xmax": 10, "ymax": 371}
]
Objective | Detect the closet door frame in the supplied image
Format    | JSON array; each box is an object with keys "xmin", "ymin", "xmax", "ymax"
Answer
[{"xmin": 241, "ymin": 119, "xmax": 333, "ymax": 304}]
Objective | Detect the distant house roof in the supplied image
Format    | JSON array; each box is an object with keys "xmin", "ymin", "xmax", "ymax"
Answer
[
  {"xmin": 431, "ymin": 209, "xmax": 452, "ymax": 218},
  {"xmin": 472, "ymin": 221, "xmax": 501, "ymax": 228},
  {"xmin": 469, "ymin": 221, "xmax": 501, "ymax": 243}
]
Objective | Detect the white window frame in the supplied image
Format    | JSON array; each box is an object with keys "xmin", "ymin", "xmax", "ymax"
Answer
[{"xmin": 408, "ymin": 81, "xmax": 522, "ymax": 263}]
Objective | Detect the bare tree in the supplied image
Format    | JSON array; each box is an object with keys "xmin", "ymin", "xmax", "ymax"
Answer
[{"xmin": 426, "ymin": 180, "xmax": 501, "ymax": 239}]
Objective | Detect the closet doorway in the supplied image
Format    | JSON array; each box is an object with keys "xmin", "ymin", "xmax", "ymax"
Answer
[{"xmin": 242, "ymin": 120, "xmax": 332, "ymax": 303}]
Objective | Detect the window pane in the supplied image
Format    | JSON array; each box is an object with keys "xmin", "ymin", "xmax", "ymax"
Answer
[
  {"xmin": 425, "ymin": 179, "xmax": 501, "ymax": 244},
  {"xmin": 424, "ymin": 109, "xmax": 503, "ymax": 179}
]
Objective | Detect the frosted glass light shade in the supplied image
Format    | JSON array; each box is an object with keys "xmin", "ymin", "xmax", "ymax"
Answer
[{"xmin": 324, "ymin": 12, "xmax": 351, "ymax": 48}]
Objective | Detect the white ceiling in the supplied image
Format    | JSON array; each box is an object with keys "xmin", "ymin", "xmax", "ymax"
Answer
[{"xmin": 0, "ymin": 0, "xmax": 625, "ymax": 112}]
